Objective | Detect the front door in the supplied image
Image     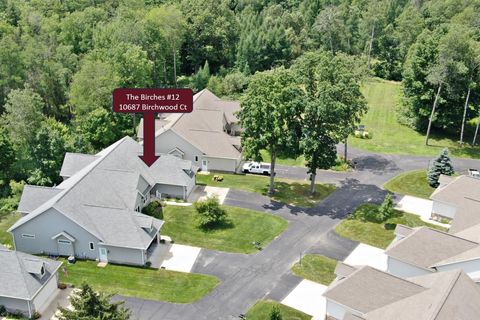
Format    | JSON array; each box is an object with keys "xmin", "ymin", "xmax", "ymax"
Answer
[
  {"xmin": 57, "ymin": 239, "xmax": 74, "ymax": 256},
  {"xmin": 201, "ymin": 159, "xmax": 208, "ymax": 171},
  {"xmin": 99, "ymin": 247, "xmax": 108, "ymax": 262}
]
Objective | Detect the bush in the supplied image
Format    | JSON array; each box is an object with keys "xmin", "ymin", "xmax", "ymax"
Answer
[
  {"xmin": 58, "ymin": 283, "xmax": 67, "ymax": 290},
  {"xmin": 194, "ymin": 196, "xmax": 228, "ymax": 228},
  {"xmin": 384, "ymin": 223, "xmax": 397, "ymax": 230},
  {"xmin": 378, "ymin": 193, "xmax": 395, "ymax": 221},
  {"xmin": 33, "ymin": 311, "xmax": 41, "ymax": 319},
  {"xmin": 145, "ymin": 261, "xmax": 152, "ymax": 268},
  {"xmin": 354, "ymin": 130, "xmax": 372, "ymax": 139},
  {"xmin": 0, "ymin": 305, "xmax": 6, "ymax": 316},
  {"xmin": 142, "ymin": 200, "xmax": 163, "ymax": 219},
  {"xmin": 270, "ymin": 306, "xmax": 282, "ymax": 320}
]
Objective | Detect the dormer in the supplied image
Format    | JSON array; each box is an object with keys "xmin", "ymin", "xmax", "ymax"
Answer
[{"xmin": 23, "ymin": 258, "xmax": 46, "ymax": 278}]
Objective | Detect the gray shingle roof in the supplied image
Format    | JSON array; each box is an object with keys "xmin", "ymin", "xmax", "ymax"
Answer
[
  {"xmin": 325, "ymin": 263, "xmax": 480, "ymax": 320},
  {"xmin": 17, "ymin": 185, "xmax": 62, "ymax": 214},
  {"xmin": 0, "ymin": 247, "xmax": 62, "ymax": 300},
  {"xmin": 139, "ymin": 89, "xmax": 242, "ymax": 159},
  {"xmin": 430, "ymin": 175, "xmax": 480, "ymax": 205},
  {"xmin": 11, "ymin": 137, "xmax": 192, "ymax": 249},
  {"xmin": 59, "ymin": 153, "xmax": 99, "ymax": 178},
  {"xmin": 363, "ymin": 270, "xmax": 480, "ymax": 320},
  {"xmin": 448, "ymin": 198, "xmax": 480, "ymax": 234},
  {"xmin": 324, "ymin": 265, "xmax": 425, "ymax": 314},
  {"xmin": 385, "ymin": 226, "xmax": 478, "ymax": 269}
]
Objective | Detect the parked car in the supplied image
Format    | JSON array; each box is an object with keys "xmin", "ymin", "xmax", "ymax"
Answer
[
  {"xmin": 468, "ymin": 168, "xmax": 480, "ymax": 178},
  {"xmin": 242, "ymin": 162, "xmax": 271, "ymax": 175}
]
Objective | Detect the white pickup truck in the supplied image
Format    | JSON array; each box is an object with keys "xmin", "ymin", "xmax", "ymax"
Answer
[{"xmin": 242, "ymin": 162, "xmax": 272, "ymax": 175}]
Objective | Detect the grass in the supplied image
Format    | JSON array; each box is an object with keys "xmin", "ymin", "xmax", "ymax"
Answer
[
  {"xmin": 260, "ymin": 150, "xmax": 306, "ymax": 167},
  {"xmin": 196, "ymin": 173, "xmax": 336, "ymax": 207},
  {"xmin": 0, "ymin": 212, "xmax": 20, "ymax": 248},
  {"xmin": 59, "ymin": 259, "xmax": 219, "ymax": 303},
  {"xmin": 384, "ymin": 170, "xmax": 436, "ymax": 199},
  {"xmin": 245, "ymin": 300, "xmax": 312, "ymax": 320},
  {"xmin": 260, "ymin": 150, "xmax": 351, "ymax": 172},
  {"xmin": 162, "ymin": 204, "xmax": 288, "ymax": 253},
  {"xmin": 335, "ymin": 204, "xmax": 447, "ymax": 249},
  {"xmin": 350, "ymin": 78, "xmax": 480, "ymax": 159},
  {"xmin": 292, "ymin": 254, "xmax": 337, "ymax": 285}
]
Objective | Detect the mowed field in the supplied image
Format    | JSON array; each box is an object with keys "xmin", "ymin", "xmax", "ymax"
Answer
[{"xmin": 350, "ymin": 79, "xmax": 480, "ymax": 159}]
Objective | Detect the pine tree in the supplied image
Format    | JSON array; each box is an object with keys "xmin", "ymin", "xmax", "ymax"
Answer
[
  {"xmin": 57, "ymin": 283, "xmax": 131, "ymax": 320},
  {"xmin": 427, "ymin": 148, "xmax": 454, "ymax": 187},
  {"xmin": 270, "ymin": 305, "xmax": 283, "ymax": 320}
]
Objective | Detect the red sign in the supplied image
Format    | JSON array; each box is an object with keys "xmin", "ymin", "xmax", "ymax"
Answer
[{"xmin": 112, "ymin": 88, "xmax": 193, "ymax": 114}]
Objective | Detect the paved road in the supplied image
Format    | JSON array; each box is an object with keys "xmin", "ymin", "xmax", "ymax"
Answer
[
  {"xmin": 115, "ymin": 182, "xmax": 386, "ymax": 320},
  {"xmin": 115, "ymin": 147, "xmax": 480, "ymax": 319},
  {"xmin": 276, "ymin": 145, "xmax": 480, "ymax": 187}
]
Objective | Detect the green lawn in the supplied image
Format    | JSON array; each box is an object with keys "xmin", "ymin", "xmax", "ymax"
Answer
[
  {"xmin": 260, "ymin": 150, "xmax": 306, "ymax": 167},
  {"xmin": 245, "ymin": 300, "xmax": 312, "ymax": 320},
  {"xmin": 60, "ymin": 259, "xmax": 219, "ymax": 303},
  {"xmin": 335, "ymin": 204, "xmax": 447, "ymax": 249},
  {"xmin": 0, "ymin": 212, "xmax": 20, "ymax": 248},
  {"xmin": 384, "ymin": 170, "xmax": 436, "ymax": 199},
  {"xmin": 350, "ymin": 78, "xmax": 480, "ymax": 159},
  {"xmin": 162, "ymin": 205, "xmax": 288, "ymax": 253},
  {"xmin": 196, "ymin": 173, "xmax": 336, "ymax": 208},
  {"xmin": 292, "ymin": 254, "xmax": 337, "ymax": 285}
]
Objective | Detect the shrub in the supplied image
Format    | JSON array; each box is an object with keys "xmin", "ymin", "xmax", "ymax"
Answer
[
  {"xmin": 145, "ymin": 261, "xmax": 152, "ymax": 268},
  {"xmin": 0, "ymin": 305, "xmax": 6, "ymax": 316},
  {"xmin": 194, "ymin": 196, "xmax": 228, "ymax": 228},
  {"xmin": 378, "ymin": 193, "xmax": 395, "ymax": 221},
  {"xmin": 33, "ymin": 311, "xmax": 41, "ymax": 319},
  {"xmin": 384, "ymin": 223, "xmax": 397, "ymax": 230},
  {"xmin": 142, "ymin": 200, "xmax": 163, "ymax": 219},
  {"xmin": 427, "ymin": 148, "xmax": 454, "ymax": 187},
  {"xmin": 58, "ymin": 283, "xmax": 67, "ymax": 290},
  {"xmin": 270, "ymin": 306, "xmax": 282, "ymax": 320}
]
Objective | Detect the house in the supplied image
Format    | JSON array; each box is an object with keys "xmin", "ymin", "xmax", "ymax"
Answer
[
  {"xmin": 323, "ymin": 262, "xmax": 480, "ymax": 320},
  {"xmin": 138, "ymin": 89, "xmax": 243, "ymax": 172},
  {"xmin": 0, "ymin": 245, "xmax": 62, "ymax": 318},
  {"xmin": 385, "ymin": 225, "xmax": 480, "ymax": 281},
  {"xmin": 430, "ymin": 175, "xmax": 480, "ymax": 221},
  {"xmin": 9, "ymin": 137, "xmax": 197, "ymax": 266}
]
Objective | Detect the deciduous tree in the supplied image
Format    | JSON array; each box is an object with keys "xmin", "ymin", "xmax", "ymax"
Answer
[{"xmin": 240, "ymin": 67, "xmax": 303, "ymax": 195}]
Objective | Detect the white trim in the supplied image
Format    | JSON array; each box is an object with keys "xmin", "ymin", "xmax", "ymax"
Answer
[{"xmin": 51, "ymin": 231, "xmax": 76, "ymax": 242}]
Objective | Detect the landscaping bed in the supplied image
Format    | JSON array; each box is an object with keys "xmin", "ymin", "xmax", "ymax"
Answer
[
  {"xmin": 383, "ymin": 170, "xmax": 435, "ymax": 199},
  {"xmin": 162, "ymin": 204, "xmax": 287, "ymax": 253},
  {"xmin": 60, "ymin": 259, "xmax": 219, "ymax": 303},
  {"xmin": 291, "ymin": 255, "xmax": 337, "ymax": 285},
  {"xmin": 335, "ymin": 204, "xmax": 447, "ymax": 249},
  {"xmin": 196, "ymin": 173, "xmax": 336, "ymax": 208},
  {"xmin": 245, "ymin": 300, "xmax": 311, "ymax": 320}
]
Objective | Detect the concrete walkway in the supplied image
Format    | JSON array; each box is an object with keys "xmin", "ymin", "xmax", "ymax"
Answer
[
  {"xmin": 199, "ymin": 186, "xmax": 229, "ymax": 204},
  {"xmin": 160, "ymin": 244, "xmax": 202, "ymax": 273},
  {"xmin": 281, "ymin": 279, "xmax": 327, "ymax": 319},
  {"xmin": 343, "ymin": 243, "xmax": 387, "ymax": 271},
  {"xmin": 395, "ymin": 195, "xmax": 449, "ymax": 228}
]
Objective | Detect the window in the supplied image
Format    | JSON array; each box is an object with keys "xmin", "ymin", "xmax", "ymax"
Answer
[
  {"xmin": 58, "ymin": 239, "xmax": 71, "ymax": 244},
  {"xmin": 89, "ymin": 242, "xmax": 95, "ymax": 250},
  {"xmin": 195, "ymin": 156, "xmax": 199, "ymax": 161},
  {"xmin": 40, "ymin": 266, "xmax": 45, "ymax": 277},
  {"xmin": 22, "ymin": 234, "xmax": 35, "ymax": 239}
]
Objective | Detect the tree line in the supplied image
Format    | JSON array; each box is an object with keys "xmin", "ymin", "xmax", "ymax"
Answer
[{"xmin": 0, "ymin": 0, "xmax": 479, "ymax": 199}]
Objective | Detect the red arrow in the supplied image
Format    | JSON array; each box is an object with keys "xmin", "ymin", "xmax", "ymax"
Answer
[{"xmin": 139, "ymin": 113, "xmax": 159, "ymax": 167}]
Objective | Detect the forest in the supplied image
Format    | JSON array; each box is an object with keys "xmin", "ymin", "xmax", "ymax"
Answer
[{"xmin": 0, "ymin": 0, "xmax": 480, "ymax": 202}]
